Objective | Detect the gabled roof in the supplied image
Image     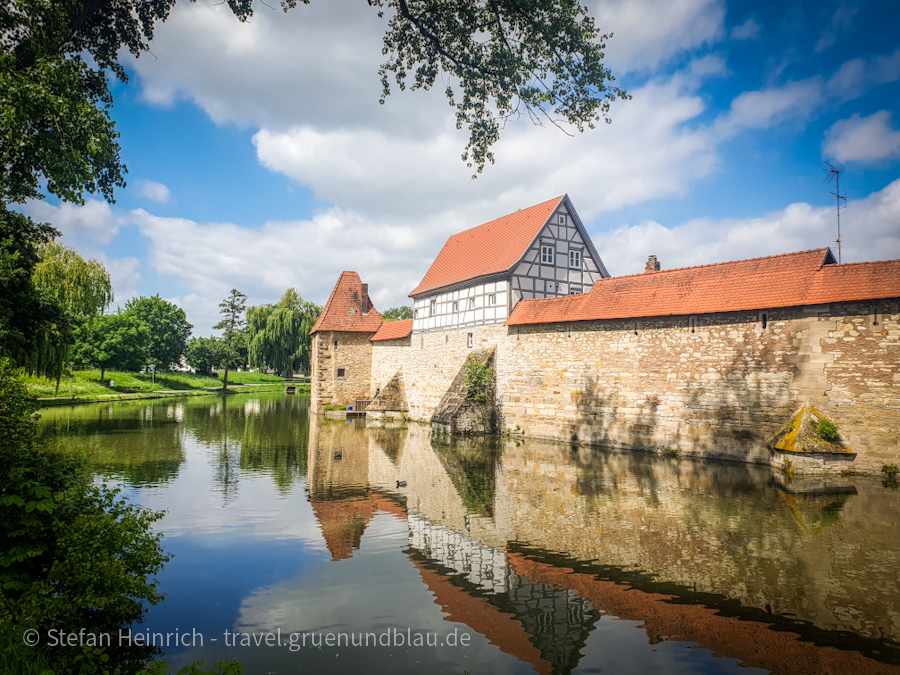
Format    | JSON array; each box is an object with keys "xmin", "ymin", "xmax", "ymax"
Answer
[
  {"xmin": 371, "ymin": 318, "xmax": 413, "ymax": 341},
  {"xmin": 310, "ymin": 271, "xmax": 383, "ymax": 334},
  {"xmin": 409, "ymin": 196, "xmax": 565, "ymax": 297},
  {"xmin": 507, "ymin": 248, "xmax": 900, "ymax": 326}
]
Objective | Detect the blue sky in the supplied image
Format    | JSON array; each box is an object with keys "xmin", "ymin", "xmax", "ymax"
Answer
[{"xmin": 23, "ymin": 0, "xmax": 900, "ymax": 334}]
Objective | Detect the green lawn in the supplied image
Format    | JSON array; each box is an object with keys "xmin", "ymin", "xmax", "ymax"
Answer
[{"xmin": 25, "ymin": 369, "xmax": 287, "ymax": 398}]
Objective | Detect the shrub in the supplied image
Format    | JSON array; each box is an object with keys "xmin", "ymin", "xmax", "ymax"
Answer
[
  {"xmin": 817, "ymin": 418, "xmax": 839, "ymax": 442},
  {"xmin": 0, "ymin": 359, "xmax": 170, "ymax": 673},
  {"xmin": 464, "ymin": 359, "xmax": 492, "ymax": 405}
]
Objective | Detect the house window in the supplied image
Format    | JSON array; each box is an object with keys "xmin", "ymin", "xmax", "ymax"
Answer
[
  {"xmin": 414, "ymin": 308, "xmax": 419, "ymax": 319},
  {"xmin": 467, "ymin": 332, "xmax": 473, "ymax": 348},
  {"xmin": 468, "ymin": 298, "xmax": 475, "ymax": 310},
  {"xmin": 569, "ymin": 287, "xmax": 581, "ymax": 295},
  {"xmin": 333, "ymin": 340, "xmax": 339, "ymax": 351},
  {"xmin": 337, "ymin": 368, "xmax": 346, "ymax": 378},
  {"xmin": 452, "ymin": 300, "xmax": 458, "ymax": 312},
  {"xmin": 541, "ymin": 245, "xmax": 554, "ymax": 265},
  {"xmin": 488, "ymin": 294, "xmax": 496, "ymax": 306},
  {"xmin": 689, "ymin": 316, "xmax": 698, "ymax": 333},
  {"xmin": 558, "ymin": 214, "xmax": 566, "ymax": 225},
  {"xmin": 430, "ymin": 299, "xmax": 436, "ymax": 316},
  {"xmin": 569, "ymin": 250, "xmax": 581, "ymax": 269}
]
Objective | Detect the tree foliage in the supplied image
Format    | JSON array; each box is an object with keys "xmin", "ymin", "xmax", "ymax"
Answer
[
  {"xmin": 1, "ymin": 0, "xmax": 626, "ymax": 205},
  {"xmin": 214, "ymin": 289, "xmax": 247, "ymax": 388},
  {"xmin": 247, "ymin": 288, "xmax": 320, "ymax": 377},
  {"xmin": 71, "ymin": 311, "xmax": 150, "ymax": 380},
  {"xmin": 0, "ymin": 359, "xmax": 170, "ymax": 673},
  {"xmin": 186, "ymin": 336, "xmax": 226, "ymax": 377},
  {"xmin": 382, "ymin": 305, "xmax": 413, "ymax": 322},
  {"xmin": 373, "ymin": 0, "xmax": 629, "ymax": 176},
  {"xmin": 33, "ymin": 241, "xmax": 113, "ymax": 324},
  {"xmin": 0, "ymin": 204, "xmax": 62, "ymax": 374},
  {"xmin": 125, "ymin": 294, "xmax": 193, "ymax": 370}
]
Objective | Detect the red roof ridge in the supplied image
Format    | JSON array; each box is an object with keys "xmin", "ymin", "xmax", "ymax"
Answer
[
  {"xmin": 595, "ymin": 248, "xmax": 832, "ymax": 284},
  {"xmin": 409, "ymin": 195, "xmax": 566, "ymax": 297},
  {"xmin": 450, "ymin": 195, "xmax": 566, "ymax": 238}
]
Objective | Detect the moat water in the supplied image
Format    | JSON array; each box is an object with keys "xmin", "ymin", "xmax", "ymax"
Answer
[{"xmin": 38, "ymin": 392, "xmax": 900, "ymax": 674}]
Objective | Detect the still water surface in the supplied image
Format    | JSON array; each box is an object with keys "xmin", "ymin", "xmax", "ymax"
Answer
[{"xmin": 38, "ymin": 393, "xmax": 900, "ymax": 674}]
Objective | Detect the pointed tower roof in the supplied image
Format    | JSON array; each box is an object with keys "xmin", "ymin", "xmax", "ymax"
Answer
[{"xmin": 310, "ymin": 271, "xmax": 383, "ymax": 335}]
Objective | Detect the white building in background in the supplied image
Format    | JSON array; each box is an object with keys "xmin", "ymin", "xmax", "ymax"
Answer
[{"xmin": 409, "ymin": 195, "xmax": 609, "ymax": 333}]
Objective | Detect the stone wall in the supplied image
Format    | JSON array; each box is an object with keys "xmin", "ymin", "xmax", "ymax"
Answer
[
  {"xmin": 372, "ymin": 325, "xmax": 508, "ymax": 422},
  {"xmin": 311, "ymin": 330, "xmax": 375, "ymax": 413},
  {"xmin": 501, "ymin": 299, "xmax": 900, "ymax": 471},
  {"xmin": 368, "ymin": 298, "xmax": 899, "ymax": 471}
]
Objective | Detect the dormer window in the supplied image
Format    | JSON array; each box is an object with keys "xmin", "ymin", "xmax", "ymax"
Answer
[
  {"xmin": 541, "ymin": 245, "xmax": 554, "ymax": 265},
  {"xmin": 569, "ymin": 250, "xmax": 581, "ymax": 269}
]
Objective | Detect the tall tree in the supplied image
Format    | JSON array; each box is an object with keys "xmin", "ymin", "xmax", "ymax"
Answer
[
  {"xmin": 71, "ymin": 311, "xmax": 149, "ymax": 382},
  {"xmin": 0, "ymin": 204, "xmax": 63, "ymax": 374},
  {"xmin": 185, "ymin": 336, "xmax": 227, "ymax": 377},
  {"xmin": 33, "ymin": 241, "xmax": 113, "ymax": 324},
  {"xmin": 125, "ymin": 294, "xmax": 192, "ymax": 370},
  {"xmin": 382, "ymin": 306, "xmax": 413, "ymax": 322},
  {"xmin": 215, "ymin": 289, "xmax": 247, "ymax": 390},
  {"xmin": 1, "ymin": 0, "xmax": 626, "ymax": 206},
  {"xmin": 27, "ymin": 240, "xmax": 113, "ymax": 387},
  {"xmin": 247, "ymin": 288, "xmax": 321, "ymax": 378}
]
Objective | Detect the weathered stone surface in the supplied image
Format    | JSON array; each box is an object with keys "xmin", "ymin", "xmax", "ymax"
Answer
[
  {"xmin": 367, "ymin": 369, "xmax": 409, "ymax": 412},
  {"xmin": 768, "ymin": 399, "xmax": 855, "ymax": 455},
  {"xmin": 366, "ymin": 298, "xmax": 899, "ymax": 472},
  {"xmin": 431, "ymin": 348, "xmax": 496, "ymax": 434}
]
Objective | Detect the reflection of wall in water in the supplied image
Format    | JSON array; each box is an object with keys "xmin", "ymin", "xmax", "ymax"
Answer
[{"xmin": 491, "ymin": 439, "xmax": 900, "ymax": 644}]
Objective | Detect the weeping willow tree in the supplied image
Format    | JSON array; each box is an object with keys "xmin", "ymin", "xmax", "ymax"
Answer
[
  {"xmin": 29, "ymin": 242, "xmax": 113, "ymax": 386},
  {"xmin": 247, "ymin": 289, "xmax": 321, "ymax": 378}
]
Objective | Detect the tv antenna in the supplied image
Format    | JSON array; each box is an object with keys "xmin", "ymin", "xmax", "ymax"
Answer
[{"xmin": 822, "ymin": 161, "xmax": 846, "ymax": 262}]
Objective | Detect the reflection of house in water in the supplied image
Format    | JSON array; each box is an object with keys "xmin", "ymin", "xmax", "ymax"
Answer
[{"xmin": 307, "ymin": 420, "xmax": 900, "ymax": 672}]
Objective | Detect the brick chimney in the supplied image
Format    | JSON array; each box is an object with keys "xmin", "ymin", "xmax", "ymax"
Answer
[
  {"xmin": 644, "ymin": 255, "xmax": 661, "ymax": 273},
  {"xmin": 360, "ymin": 283, "xmax": 369, "ymax": 315}
]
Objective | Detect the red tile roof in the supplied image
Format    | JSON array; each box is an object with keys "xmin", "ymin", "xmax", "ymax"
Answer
[
  {"xmin": 371, "ymin": 318, "xmax": 413, "ymax": 342},
  {"xmin": 409, "ymin": 196, "xmax": 565, "ymax": 297},
  {"xmin": 507, "ymin": 249, "xmax": 900, "ymax": 326},
  {"xmin": 310, "ymin": 271, "xmax": 383, "ymax": 334}
]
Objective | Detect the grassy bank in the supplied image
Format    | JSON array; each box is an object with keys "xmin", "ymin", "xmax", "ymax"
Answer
[{"xmin": 25, "ymin": 369, "xmax": 296, "ymax": 402}]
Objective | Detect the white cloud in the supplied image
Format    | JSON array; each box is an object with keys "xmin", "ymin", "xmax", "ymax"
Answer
[
  {"xmin": 588, "ymin": 0, "xmax": 726, "ymax": 73},
  {"xmin": 826, "ymin": 49, "xmax": 900, "ymax": 102},
  {"xmin": 716, "ymin": 78, "xmax": 824, "ymax": 137},
  {"xmin": 731, "ymin": 18, "xmax": 760, "ymax": 41},
  {"xmin": 135, "ymin": 179, "xmax": 172, "ymax": 204},
  {"xmin": 22, "ymin": 198, "xmax": 120, "ymax": 245},
  {"xmin": 594, "ymin": 178, "xmax": 900, "ymax": 276},
  {"xmin": 823, "ymin": 111, "xmax": 900, "ymax": 164}
]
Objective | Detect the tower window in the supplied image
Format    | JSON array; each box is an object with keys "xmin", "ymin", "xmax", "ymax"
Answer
[
  {"xmin": 337, "ymin": 368, "xmax": 346, "ymax": 378},
  {"xmin": 333, "ymin": 340, "xmax": 339, "ymax": 350}
]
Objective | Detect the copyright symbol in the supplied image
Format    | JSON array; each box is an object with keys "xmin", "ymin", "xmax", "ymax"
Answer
[{"xmin": 23, "ymin": 629, "xmax": 39, "ymax": 646}]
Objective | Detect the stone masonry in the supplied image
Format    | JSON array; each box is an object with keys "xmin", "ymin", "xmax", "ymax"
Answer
[
  {"xmin": 367, "ymin": 298, "xmax": 900, "ymax": 472},
  {"xmin": 311, "ymin": 330, "xmax": 374, "ymax": 413}
]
